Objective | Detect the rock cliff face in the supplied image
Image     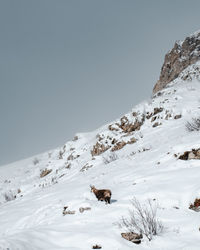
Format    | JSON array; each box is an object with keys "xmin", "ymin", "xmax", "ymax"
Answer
[{"xmin": 153, "ymin": 31, "xmax": 200, "ymax": 93}]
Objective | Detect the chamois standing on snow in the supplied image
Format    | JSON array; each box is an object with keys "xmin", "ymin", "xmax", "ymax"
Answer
[{"xmin": 90, "ymin": 185, "xmax": 112, "ymax": 204}]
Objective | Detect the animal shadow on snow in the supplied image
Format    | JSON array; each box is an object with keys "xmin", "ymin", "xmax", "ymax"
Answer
[
  {"xmin": 110, "ymin": 199, "xmax": 117, "ymax": 203},
  {"xmin": 96, "ymin": 199, "xmax": 117, "ymax": 204}
]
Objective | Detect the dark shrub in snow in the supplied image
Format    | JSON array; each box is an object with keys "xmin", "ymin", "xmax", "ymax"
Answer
[
  {"xmin": 92, "ymin": 244, "xmax": 102, "ymax": 249},
  {"xmin": 118, "ymin": 198, "xmax": 164, "ymax": 241},
  {"xmin": 186, "ymin": 117, "xmax": 200, "ymax": 131}
]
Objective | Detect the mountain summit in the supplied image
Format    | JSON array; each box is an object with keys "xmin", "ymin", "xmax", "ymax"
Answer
[
  {"xmin": 153, "ymin": 30, "xmax": 200, "ymax": 93},
  {"xmin": 1, "ymin": 31, "xmax": 200, "ymax": 249}
]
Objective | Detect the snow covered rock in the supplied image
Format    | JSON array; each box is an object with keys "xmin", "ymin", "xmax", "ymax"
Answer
[
  {"xmin": 179, "ymin": 148, "xmax": 200, "ymax": 160},
  {"xmin": 189, "ymin": 198, "xmax": 200, "ymax": 212},
  {"xmin": 121, "ymin": 232, "xmax": 143, "ymax": 244}
]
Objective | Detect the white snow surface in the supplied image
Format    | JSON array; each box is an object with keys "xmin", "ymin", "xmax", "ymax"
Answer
[{"xmin": 1, "ymin": 64, "xmax": 200, "ymax": 249}]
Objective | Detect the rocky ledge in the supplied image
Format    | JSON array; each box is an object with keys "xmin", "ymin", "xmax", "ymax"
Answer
[{"xmin": 153, "ymin": 30, "xmax": 200, "ymax": 93}]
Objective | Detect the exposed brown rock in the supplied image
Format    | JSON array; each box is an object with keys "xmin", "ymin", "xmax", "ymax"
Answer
[
  {"xmin": 118, "ymin": 116, "xmax": 144, "ymax": 133},
  {"xmin": 109, "ymin": 114, "xmax": 144, "ymax": 134},
  {"xmin": 111, "ymin": 138, "xmax": 117, "ymax": 144},
  {"xmin": 151, "ymin": 116, "xmax": 157, "ymax": 122},
  {"xmin": 94, "ymin": 113, "xmax": 143, "ymax": 157},
  {"xmin": 72, "ymin": 135, "xmax": 78, "ymax": 141},
  {"xmin": 179, "ymin": 148, "xmax": 200, "ymax": 160},
  {"xmin": 165, "ymin": 113, "xmax": 172, "ymax": 120},
  {"xmin": 188, "ymin": 152, "xmax": 196, "ymax": 159},
  {"xmin": 189, "ymin": 198, "xmax": 200, "ymax": 212},
  {"xmin": 153, "ymin": 31, "xmax": 200, "ymax": 93},
  {"xmin": 63, "ymin": 210, "xmax": 75, "ymax": 215},
  {"xmin": 153, "ymin": 107, "xmax": 164, "ymax": 115},
  {"xmin": 91, "ymin": 142, "xmax": 110, "ymax": 156},
  {"xmin": 40, "ymin": 168, "xmax": 52, "ymax": 178},
  {"xmin": 67, "ymin": 153, "xmax": 80, "ymax": 161},
  {"xmin": 111, "ymin": 141, "xmax": 126, "ymax": 151},
  {"xmin": 79, "ymin": 207, "xmax": 91, "ymax": 213},
  {"xmin": 63, "ymin": 206, "xmax": 75, "ymax": 215},
  {"xmin": 96, "ymin": 134, "xmax": 104, "ymax": 141},
  {"xmin": 67, "ymin": 153, "xmax": 74, "ymax": 161},
  {"xmin": 152, "ymin": 122, "xmax": 161, "ymax": 128},
  {"xmin": 65, "ymin": 163, "xmax": 71, "ymax": 169},
  {"xmin": 108, "ymin": 124, "xmax": 119, "ymax": 131},
  {"xmin": 146, "ymin": 112, "xmax": 152, "ymax": 119},
  {"xmin": 92, "ymin": 245, "xmax": 102, "ymax": 249},
  {"xmin": 127, "ymin": 137, "xmax": 137, "ymax": 144},
  {"xmin": 178, "ymin": 151, "xmax": 190, "ymax": 160},
  {"xmin": 146, "ymin": 107, "xmax": 163, "ymax": 119},
  {"xmin": 121, "ymin": 232, "xmax": 143, "ymax": 244},
  {"xmin": 174, "ymin": 114, "xmax": 182, "ymax": 119}
]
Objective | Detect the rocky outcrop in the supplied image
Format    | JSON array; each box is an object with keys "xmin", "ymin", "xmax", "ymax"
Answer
[
  {"xmin": 62, "ymin": 206, "xmax": 75, "ymax": 215},
  {"xmin": 91, "ymin": 142, "xmax": 111, "ymax": 156},
  {"xmin": 92, "ymin": 245, "xmax": 102, "ymax": 249},
  {"xmin": 111, "ymin": 141, "xmax": 126, "ymax": 152},
  {"xmin": 153, "ymin": 31, "xmax": 200, "ymax": 93},
  {"xmin": 146, "ymin": 107, "xmax": 163, "ymax": 119},
  {"xmin": 121, "ymin": 232, "xmax": 143, "ymax": 244},
  {"xmin": 79, "ymin": 207, "xmax": 91, "ymax": 213},
  {"xmin": 189, "ymin": 198, "xmax": 200, "ymax": 212},
  {"xmin": 40, "ymin": 168, "xmax": 52, "ymax": 178},
  {"xmin": 108, "ymin": 114, "xmax": 145, "ymax": 134},
  {"xmin": 178, "ymin": 148, "xmax": 200, "ymax": 160}
]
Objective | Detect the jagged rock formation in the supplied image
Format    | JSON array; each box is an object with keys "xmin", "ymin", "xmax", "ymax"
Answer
[
  {"xmin": 153, "ymin": 31, "xmax": 200, "ymax": 93},
  {"xmin": 91, "ymin": 112, "xmax": 144, "ymax": 157}
]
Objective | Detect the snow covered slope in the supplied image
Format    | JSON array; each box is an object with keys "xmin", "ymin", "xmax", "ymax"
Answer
[{"xmin": 1, "ymin": 63, "xmax": 200, "ymax": 250}]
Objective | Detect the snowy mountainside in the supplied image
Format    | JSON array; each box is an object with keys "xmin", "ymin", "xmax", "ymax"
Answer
[{"xmin": 1, "ymin": 63, "xmax": 200, "ymax": 249}]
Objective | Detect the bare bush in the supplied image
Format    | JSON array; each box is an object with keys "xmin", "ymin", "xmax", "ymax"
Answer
[
  {"xmin": 103, "ymin": 153, "xmax": 118, "ymax": 164},
  {"xmin": 59, "ymin": 150, "xmax": 64, "ymax": 159},
  {"xmin": 4, "ymin": 191, "xmax": 16, "ymax": 202},
  {"xmin": 186, "ymin": 117, "xmax": 200, "ymax": 131},
  {"xmin": 118, "ymin": 198, "xmax": 164, "ymax": 241},
  {"xmin": 58, "ymin": 145, "xmax": 66, "ymax": 159},
  {"xmin": 33, "ymin": 158, "xmax": 39, "ymax": 165}
]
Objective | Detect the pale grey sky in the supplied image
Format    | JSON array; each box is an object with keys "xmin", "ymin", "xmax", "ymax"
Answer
[{"xmin": 1, "ymin": 0, "xmax": 200, "ymax": 165}]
